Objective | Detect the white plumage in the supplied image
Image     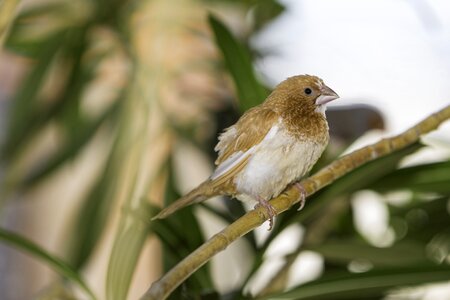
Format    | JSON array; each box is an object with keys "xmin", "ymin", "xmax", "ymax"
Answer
[{"xmin": 213, "ymin": 118, "xmax": 326, "ymax": 202}]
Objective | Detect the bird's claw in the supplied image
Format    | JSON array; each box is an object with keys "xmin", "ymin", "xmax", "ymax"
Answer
[
  {"xmin": 254, "ymin": 198, "xmax": 277, "ymax": 231},
  {"xmin": 294, "ymin": 183, "xmax": 307, "ymax": 211}
]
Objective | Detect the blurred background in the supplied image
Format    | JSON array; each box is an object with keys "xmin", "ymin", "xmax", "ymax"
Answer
[{"xmin": 0, "ymin": 0, "xmax": 449, "ymax": 299}]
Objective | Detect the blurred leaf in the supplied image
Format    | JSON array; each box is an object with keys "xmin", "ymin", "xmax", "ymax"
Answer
[
  {"xmin": 209, "ymin": 14, "xmax": 268, "ymax": 111},
  {"xmin": 307, "ymin": 239, "xmax": 429, "ymax": 267},
  {"xmin": 153, "ymin": 158, "xmax": 214, "ymax": 297},
  {"xmin": 265, "ymin": 264, "xmax": 450, "ymax": 300},
  {"xmin": 0, "ymin": 0, "xmax": 21, "ymax": 46},
  {"xmin": 93, "ymin": 0, "xmax": 128, "ymax": 24},
  {"xmin": 35, "ymin": 281, "xmax": 79, "ymax": 300},
  {"xmin": 1, "ymin": 31, "xmax": 65, "ymax": 159},
  {"xmin": 0, "ymin": 229, "xmax": 96, "ymax": 300},
  {"xmin": 21, "ymin": 102, "xmax": 119, "ymax": 189},
  {"xmin": 106, "ymin": 200, "xmax": 152, "ymax": 300},
  {"xmin": 5, "ymin": 1, "xmax": 80, "ymax": 57},
  {"xmin": 152, "ymin": 217, "xmax": 215, "ymax": 299},
  {"xmin": 67, "ymin": 136, "xmax": 119, "ymax": 269},
  {"xmin": 56, "ymin": 28, "xmax": 96, "ymax": 136},
  {"xmin": 160, "ymin": 160, "xmax": 204, "ymax": 252},
  {"xmin": 2, "ymin": 26, "xmax": 93, "ymax": 164},
  {"xmin": 389, "ymin": 196, "xmax": 450, "ymax": 245},
  {"xmin": 371, "ymin": 160, "xmax": 450, "ymax": 194},
  {"xmin": 251, "ymin": 0, "xmax": 285, "ymax": 32},
  {"xmin": 12, "ymin": 1, "xmax": 67, "ymax": 20}
]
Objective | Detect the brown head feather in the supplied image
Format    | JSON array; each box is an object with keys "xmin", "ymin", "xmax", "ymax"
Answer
[{"xmin": 263, "ymin": 75, "xmax": 331, "ymax": 143}]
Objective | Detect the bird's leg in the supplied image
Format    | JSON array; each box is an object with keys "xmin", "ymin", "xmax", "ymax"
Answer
[
  {"xmin": 294, "ymin": 182, "xmax": 307, "ymax": 211},
  {"xmin": 254, "ymin": 197, "xmax": 277, "ymax": 231}
]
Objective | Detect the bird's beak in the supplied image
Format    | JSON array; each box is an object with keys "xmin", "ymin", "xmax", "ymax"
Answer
[{"xmin": 316, "ymin": 85, "xmax": 339, "ymax": 105}]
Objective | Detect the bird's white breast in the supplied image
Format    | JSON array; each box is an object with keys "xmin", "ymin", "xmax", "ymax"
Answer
[{"xmin": 234, "ymin": 119, "xmax": 326, "ymax": 202}]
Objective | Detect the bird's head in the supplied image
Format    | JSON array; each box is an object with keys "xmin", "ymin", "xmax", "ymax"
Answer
[{"xmin": 267, "ymin": 75, "xmax": 339, "ymax": 117}]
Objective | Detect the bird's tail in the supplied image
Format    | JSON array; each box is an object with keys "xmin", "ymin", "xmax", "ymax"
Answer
[{"xmin": 152, "ymin": 180, "xmax": 215, "ymax": 220}]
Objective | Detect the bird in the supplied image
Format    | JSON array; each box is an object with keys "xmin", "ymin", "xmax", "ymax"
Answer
[{"xmin": 153, "ymin": 75, "xmax": 339, "ymax": 229}]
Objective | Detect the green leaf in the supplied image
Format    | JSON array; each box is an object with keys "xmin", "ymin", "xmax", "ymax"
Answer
[
  {"xmin": 13, "ymin": 1, "xmax": 68, "ymax": 20},
  {"xmin": 151, "ymin": 217, "xmax": 214, "ymax": 294},
  {"xmin": 5, "ymin": 2, "xmax": 83, "ymax": 56},
  {"xmin": 161, "ymin": 158, "xmax": 206, "ymax": 256},
  {"xmin": 107, "ymin": 227, "xmax": 148, "ymax": 300},
  {"xmin": 307, "ymin": 239, "xmax": 429, "ymax": 267},
  {"xmin": 152, "ymin": 158, "xmax": 214, "ymax": 295},
  {"xmin": 208, "ymin": 14, "xmax": 268, "ymax": 111},
  {"xmin": 1, "ymin": 32, "xmax": 65, "ymax": 159},
  {"xmin": 265, "ymin": 265, "xmax": 450, "ymax": 300},
  {"xmin": 106, "ymin": 201, "xmax": 152, "ymax": 300},
  {"xmin": 21, "ymin": 102, "xmax": 119, "ymax": 189},
  {"xmin": 0, "ymin": 228, "xmax": 96, "ymax": 300},
  {"xmin": 389, "ymin": 196, "xmax": 450, "ymax": 245},
  {"xmin": 252, "ymin": 0, "xmax": 285, "ymax": 32},
  {"xmin": 66, "ymin": 138, "xmax": 119, "ymax": 269},
  {"xmin": 2, "ymin": 26, "xmax": 91, "ymax": 163},
  {"xmin": 371, "ymin": 160, "xmax": 450, "ymax": 194},
  {"xmin": 0, "ymin": 0, "xmax": 20, "ymax": 47}
]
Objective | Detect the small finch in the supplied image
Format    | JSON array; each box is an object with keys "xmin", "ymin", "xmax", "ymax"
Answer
[{"xmin": 153, "ymin": 75, "xmax": 339, "ymax": 229}]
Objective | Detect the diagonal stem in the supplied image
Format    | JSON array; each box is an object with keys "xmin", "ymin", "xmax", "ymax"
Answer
[{"xmin": 140, "ymin": 104, "xmax": 450, "ymax": 300}]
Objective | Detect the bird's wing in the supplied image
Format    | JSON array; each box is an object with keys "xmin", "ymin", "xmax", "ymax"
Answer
[{"xmin": 210, "ymin": 107, "xmax": 279, "ymax": 184}]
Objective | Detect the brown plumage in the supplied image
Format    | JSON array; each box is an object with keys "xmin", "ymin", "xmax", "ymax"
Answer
[{"xmin": 153, "ymin": 75, "xmax": 339, "ymax": 229}]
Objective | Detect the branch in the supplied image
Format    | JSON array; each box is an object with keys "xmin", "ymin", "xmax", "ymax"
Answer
[{"xmin": 140, "ymin": 104, "xmax": 450, "ymax": 300}]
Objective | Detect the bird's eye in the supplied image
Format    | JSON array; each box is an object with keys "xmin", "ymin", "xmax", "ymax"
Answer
[{"xmin": 304, "ymin": 88, "xmax": 312, "ymax": 95}]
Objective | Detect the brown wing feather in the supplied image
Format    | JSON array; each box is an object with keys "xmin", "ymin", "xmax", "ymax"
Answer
[
  {"xmin": 211, "ymin": 107, "xmax": 279, "ymax": 190},
  {"xmin": 215, "ymin": 107, "xmax": 278, "ymax": 165}
]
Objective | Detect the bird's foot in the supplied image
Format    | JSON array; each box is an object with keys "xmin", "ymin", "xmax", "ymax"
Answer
[
  {"xmin": 254, "ymin": 198, "xmax": 277, "ymax": 231},
  {"xmin": 294, "ymin": 183, "xmax": 307, "ymax": 211}
]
